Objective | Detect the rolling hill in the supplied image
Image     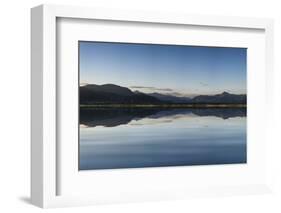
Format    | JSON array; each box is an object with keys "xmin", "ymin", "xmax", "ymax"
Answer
[{"xmin": 80, "ymin": 84, "xmax": 162, "ymax": 104}]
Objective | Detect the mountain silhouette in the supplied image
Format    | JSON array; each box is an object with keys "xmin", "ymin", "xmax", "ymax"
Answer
[
  {"xmin": 80, "ymin": 84, "xmax": 246, "ymax": 104},
  {"xmin": 80, "ymin": 84, "xmax": 162, "ymax": 104},
  {"xmin": 192, "ymin": 92, "xmax": 246, "ymax": 104}
]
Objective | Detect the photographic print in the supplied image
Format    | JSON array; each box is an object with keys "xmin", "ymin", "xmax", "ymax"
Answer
[{"xmin": 79, "ymin": 41, "xmax": 247, "ymax": 170}]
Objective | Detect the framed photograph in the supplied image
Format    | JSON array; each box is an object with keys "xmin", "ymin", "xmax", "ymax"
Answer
[{"xmin": 31, "ymin": 4, "xmax": 274, "ymax": 208}]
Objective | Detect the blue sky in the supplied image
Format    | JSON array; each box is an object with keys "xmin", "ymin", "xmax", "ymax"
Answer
[{"xmin": 79, "ymin": 41, "xmax": 246, "ymax": 97}]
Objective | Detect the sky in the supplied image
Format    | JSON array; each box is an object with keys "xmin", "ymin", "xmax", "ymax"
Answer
[{"xmin": 79, "ymin": 41, "xmax": 246, "ymax": 97}]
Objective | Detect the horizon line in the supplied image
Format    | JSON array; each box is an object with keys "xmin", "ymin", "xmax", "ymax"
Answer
[{"xmin": 79, "ymin": 82, "xmax": 246, "ymax": 97}]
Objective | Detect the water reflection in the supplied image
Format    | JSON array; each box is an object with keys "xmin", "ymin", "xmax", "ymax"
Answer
[
  {"xmin": 80, "ymin": 108, "xmax": 246, "ymax": 128},
  {"xmin": 79, "ymin": 108, "xmax": 246, "ymax": 170}
]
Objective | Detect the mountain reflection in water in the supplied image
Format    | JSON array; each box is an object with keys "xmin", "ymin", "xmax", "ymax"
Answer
[{"xmin": 80, "ymin": 108, "xmax": 246, "ymax": 128}]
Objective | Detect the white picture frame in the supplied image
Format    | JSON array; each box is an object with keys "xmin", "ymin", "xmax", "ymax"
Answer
[{"xmin": 31, "ymin": 4, "xmax": 274, "ymax": 208}]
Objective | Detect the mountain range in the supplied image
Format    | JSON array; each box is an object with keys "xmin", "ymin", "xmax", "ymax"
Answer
[{"xmin": 80, "ymin": 84, "xmax": 246, "ymax": 105}]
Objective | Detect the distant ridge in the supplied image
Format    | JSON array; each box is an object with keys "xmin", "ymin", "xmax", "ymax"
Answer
[
  {"xmin": 148, "ymin": 92, "xmax": 192, "ymax": 103},
  {"xmin": 192, "ymin": 91, "xmax": 246, "ymax": 104},
  {"xmin": 80, "ymin": 84, "xmax": 246, "ymax": 105}
]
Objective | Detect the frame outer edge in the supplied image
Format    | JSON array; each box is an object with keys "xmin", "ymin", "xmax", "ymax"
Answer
[
  {"xmin": 42, "ymin": 4, "xmax": 57, "ymax": 208},
  {"xmin": 31, "ymin": 5, "xmax": 44, "ymax": 208},
  {"xmin": 264, "ymin": 20, "xmax": 274, "ymax": 191}
]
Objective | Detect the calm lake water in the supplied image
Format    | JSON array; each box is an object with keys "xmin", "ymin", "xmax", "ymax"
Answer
[{"xmin": 79, "ymin": 108, "xmax": 246, "ymax": 170}]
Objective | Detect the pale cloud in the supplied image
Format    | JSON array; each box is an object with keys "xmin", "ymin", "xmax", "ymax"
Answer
[
  {"xmin": 130, "ymin": 86, "xmax": 200, "ymax": 98},
  {"xmin": 199, "ymin": 82, "xmax": 209, "ymax": 87}
]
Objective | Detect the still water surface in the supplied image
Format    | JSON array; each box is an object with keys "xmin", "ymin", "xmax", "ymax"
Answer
[{"xmin": 79, "ymin": 108, "xmax": 246, "ymax": 170}]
